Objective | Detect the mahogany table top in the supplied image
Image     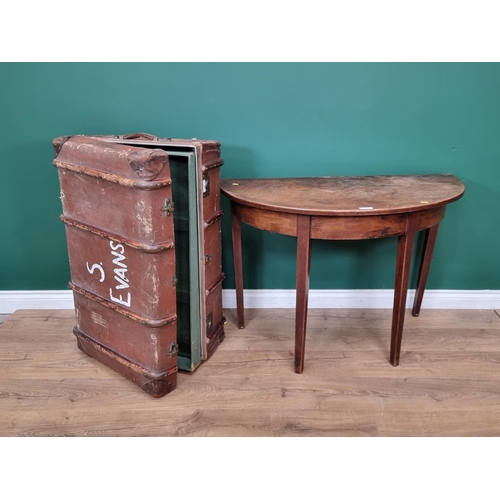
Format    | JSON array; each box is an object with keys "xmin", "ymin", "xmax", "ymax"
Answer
[{"xmin": 220, "ymin": 174, "xmax": 465, "ymax": 216}]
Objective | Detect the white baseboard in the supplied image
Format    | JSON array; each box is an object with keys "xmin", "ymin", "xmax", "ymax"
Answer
[
  {"xmin": 222, "ymin": 289, "xmax": 500, "ymax": 310},
  {"xmin": 0, "ymin": 291, "xmax": 76, "ymax": 313},
  {"xmin": 1, "ymin": 289, "xmax": 499, "ymax": 314}
]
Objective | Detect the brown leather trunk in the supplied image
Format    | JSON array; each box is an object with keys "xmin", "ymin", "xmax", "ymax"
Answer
[{"xmin": 53, "ymin": 133, "xmax": 225, "ymax": 397}]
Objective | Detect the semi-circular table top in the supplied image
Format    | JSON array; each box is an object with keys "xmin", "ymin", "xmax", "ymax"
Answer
[{"xmin": 221, "ymin": 174, "xmax": 465, "ymax": 216}]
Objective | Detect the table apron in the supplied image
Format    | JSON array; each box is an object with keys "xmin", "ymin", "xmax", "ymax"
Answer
[
  {"xmin": 413, "ymin": 205, "xmax": 446, "ymax": 231},
  {"xmin": 312, "ymin": 213, "xmax": 407, "ymax": 239},
  {"xmin": 233, "ymin": 204, "xmax": 298, "ymax": 237},
  {"xmin": 233, "ymin": 203, "xmax": 446, "ymax": 240}
]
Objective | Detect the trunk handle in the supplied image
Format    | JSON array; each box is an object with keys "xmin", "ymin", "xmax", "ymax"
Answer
[{"xmin": 122, "ymin": 132, "xmax": 159, "ymax": 141}]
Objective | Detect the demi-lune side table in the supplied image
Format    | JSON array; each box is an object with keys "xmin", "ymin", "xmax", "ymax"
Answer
[{"xmin": 221, "ymin": 174, "xmax": 465, "ymax": 373}]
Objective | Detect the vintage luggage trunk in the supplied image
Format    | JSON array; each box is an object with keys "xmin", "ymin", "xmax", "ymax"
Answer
[{"xmin": 53, "ymin": 132, "xmax": 225, "ymax": 397}]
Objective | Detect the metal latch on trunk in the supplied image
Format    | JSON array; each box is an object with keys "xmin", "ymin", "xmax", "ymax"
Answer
[
  {"xmin": 162, "ymin": 198, "xmax": 175, "ymax": 216},
  {"xmin": 167, "ymin": 342, "xmax": 178, "ymax": 357},
  {"xmin": 206, "ymin": 312, "xmax": 213, "ymax": 336},
  {"xmin": 202, "ymin": 171, "xmax": 210, "ymax": 197}
]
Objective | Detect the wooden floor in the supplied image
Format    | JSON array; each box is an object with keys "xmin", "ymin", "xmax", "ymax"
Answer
[{"xmin": 1, "ymin": 308, "xmax": 500, "ymax": 436}]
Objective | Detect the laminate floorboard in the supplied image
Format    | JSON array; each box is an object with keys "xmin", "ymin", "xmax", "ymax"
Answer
[{"xmin": 1, "ymin": 308, "xmax": 500, "ymax": 436}]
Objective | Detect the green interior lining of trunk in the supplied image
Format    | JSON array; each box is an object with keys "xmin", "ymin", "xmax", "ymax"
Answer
[{"xmin": 168, "ymin": 153, "xmax": 202, "ymax": 371}]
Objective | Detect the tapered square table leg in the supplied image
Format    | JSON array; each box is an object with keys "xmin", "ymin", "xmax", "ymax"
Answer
[
  {"xmin": 412, "ymin": 224, "xmax": 440, "ymax": 317},
  {"xmin": 231, "ymin": 203, "xmax": 245, "ymax": 329},
  {"xmin": 295, "ymin": 215, "xmax": 312, "ymax": 374},
  {"xmin": 390, "ymin": 221, "xmax": 416, "ymax": 367}
]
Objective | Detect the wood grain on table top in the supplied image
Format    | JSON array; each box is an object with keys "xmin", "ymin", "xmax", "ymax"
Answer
[{"xmin": 221, "ymin": 174, "xmax": 465, "ymax": 216}]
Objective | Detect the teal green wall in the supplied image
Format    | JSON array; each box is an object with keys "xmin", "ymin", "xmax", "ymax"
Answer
[{"xmin": 1, "ymin": 63, "xmax": 498, "ymax": 290}]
